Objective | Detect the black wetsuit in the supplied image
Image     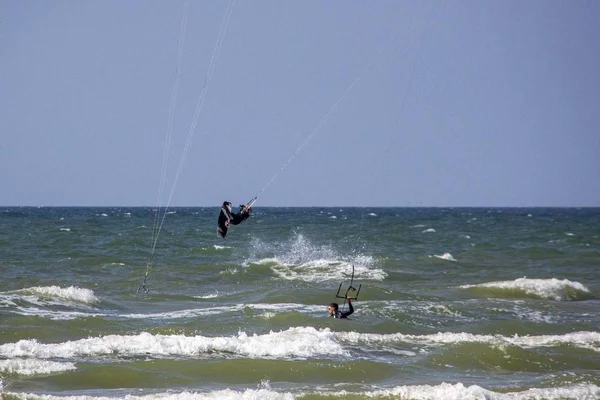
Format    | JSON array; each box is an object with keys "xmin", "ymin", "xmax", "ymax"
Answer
[
  {"xmin": 217, "ymin": 202, "xmax": 251, "ymax": 238},
  {"xmin": 334, "ymin": 301, "xmax": 354, "ymax": 319},
  {"xmin": 230, "ymin": 206, "xmax": 250, "ymax": 225}
]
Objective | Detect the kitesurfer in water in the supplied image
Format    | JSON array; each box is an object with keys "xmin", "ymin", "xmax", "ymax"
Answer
[
  {"xmin": 217, "ymin": 201, "xmax": 252, "ymax": 238},
  {"xmin": 328, "ymin": 298, "xmax": 354, "ymax": 319}
]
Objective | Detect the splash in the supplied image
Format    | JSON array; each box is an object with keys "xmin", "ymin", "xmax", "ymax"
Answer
[{"xmin": 248, "ymin": 233, "xmax": 386, "ymax": 283}]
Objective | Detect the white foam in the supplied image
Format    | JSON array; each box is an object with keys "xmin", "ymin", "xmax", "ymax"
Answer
[
  {"xmin": 5, "ymin": 389, "xmax": 294, "ymax": 400},
  {"xmin": 193, "ymin": 293, "xmax": 219, "ymax": 299},
  {"xmin": 367, "ymin": 212, "xmax": 377, "ymax": 216},
  {"xmin": 8, "ymin": 306, "xmax": 103, "ymax": 321},
  {"xmin": 0, "ymin": 327, "xmax": 346, "ymax": 360},
  {"xmin": 18, "ymin": 286, "xmax": 100, "ymax": 304},
  {"xmin": 122, "ymin": 303, "xmax": 321, "ymax": 320},
  {"xmin": 460, "ymin": 278, "xmax": 590, "ymax": 301},
  {"xmin": 336, "ymin": 330, "xmax": 600, "ymax": 352},
  {"xmin": 0, "ymin": 359, "xmax": 76, "ymax": 375},
  {"xmin": 212, "ymin": 245, "xmax": 229, "ymax": 250},
  {"xmin": 122, "ymin": 305, "xmax": 241, "ymax": 320},
  {"xmin": 433, "ymin": 252, "xmax": 457, "ymax": 262},
  {"xmin": 5, "ymin": 383, "xmax": 598, "ymax": 400},
  {"xmin": 422, "ymin": 228, "xmax": 436, "ymax": 233},
  {"xmin": 322, "ymin": 382, "xmax": 600, "ymax": 400}
]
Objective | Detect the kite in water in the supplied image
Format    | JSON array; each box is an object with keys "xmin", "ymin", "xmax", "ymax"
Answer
[{"xmin": 217, "ymin": 200, "xmax": 253, "ymax": 238}]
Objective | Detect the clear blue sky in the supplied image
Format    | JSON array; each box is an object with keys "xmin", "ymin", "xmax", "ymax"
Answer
[{"xmin": 1, "ymin": 1, "xmax": 599, "ymax": 207}]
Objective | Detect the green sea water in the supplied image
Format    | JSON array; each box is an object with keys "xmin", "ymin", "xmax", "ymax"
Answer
[{"xmin": 0, "ymin": 207, "xmax": 599, "ymax": 399}]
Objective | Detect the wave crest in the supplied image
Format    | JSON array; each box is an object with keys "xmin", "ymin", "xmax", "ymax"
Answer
[
  {"xmin": 19, "ymin": 285, "xmax": 100, "ymax": 304},
  {"xmin": 460, "ymin": 278, "xmax": 591, "ymax": 301},
  {"xmin": 0, "ymin": 327, "xmax": 346, "ymax": 360}
]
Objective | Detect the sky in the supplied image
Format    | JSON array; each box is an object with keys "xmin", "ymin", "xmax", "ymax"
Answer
[{"xmin": 1, "ymin": 0, "xmax": 599, "ymax": 207}]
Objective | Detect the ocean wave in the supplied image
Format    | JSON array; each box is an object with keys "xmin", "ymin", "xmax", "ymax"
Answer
[
  {"xmin": 432, "ymin": 252, "xmax": 457, "ymax": 262},
  {"xmin": 0, "ymin": 327, "xmax": 346, "ymax": 360},
  {"xmin": 314, "ymin": 382, "xmax": 600, "ymax": 400},
  {"xmin": 336, "ymin": 330, "xmax": 600, "ymax": 352},
  {"xmin": 459, "ymin": 278, "xmax": 591, "ymax": 301},
  {"xmin": 0, "ymin": 358, "xmax": 76, "ymax": 376},
  {"xmin": 17, "ymin": 286, "xmax": 100, "ymax": 305},
  {"xmin": 5, "ymin": 383, "xmax": 599, "ymax": 400},
  {"xmin": 122, "ymin": 303, "xmax": 320, "ymax": 320},
  {"xmin": 3, "ymin": 328, "xmax": 596, "ymax": 364}
]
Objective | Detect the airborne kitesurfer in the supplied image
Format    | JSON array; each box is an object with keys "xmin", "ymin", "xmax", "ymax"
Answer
[{"xmin": 217, "ymin": 201, "xmax": 252, "ymax": 238}]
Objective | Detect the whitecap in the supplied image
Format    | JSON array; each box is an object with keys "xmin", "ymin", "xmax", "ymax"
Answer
[
  {"xmin": 5, "ymin": 389, "xmax": 294, "ymax": 400},
  {"xmin": 325, "ymin": 382, "xmax": 600, "ymax": 400},
  {"xmin": 0, "ymin": 359, "xmax": 76, "ymax": 376},
  {"xmin": 4, "ymin": 383, "xmax": 599, "ymax": 400},
  {"xmin": 336, "ymin": 330, "xmax": 600, "ymax": 352},
  {"xmin": 0, "ymin": 327, "xmax": 347, "ymax": 360},
  {"xmin": 460, "ymin": 277, "xmax": 590, "ymax": 301},
  {"xmin": 422, "ymin": 228, "xmax": 436, "ymax": 233},
  {"xmin": 193, "ymin": 292, "xmax": 219, "ymax": 299},
  {"xmin": 18, "ymin": 285, "xmax": 100, "ymax": 304},
  {"xmin": 433, "ymin": 252, "xmax": 457, "ymax": 262}
]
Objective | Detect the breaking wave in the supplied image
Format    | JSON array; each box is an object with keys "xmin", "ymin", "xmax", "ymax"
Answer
[
  {"xmin": 5, "ymin": 382, "xmax": 599, "ymax": 400},
  {"xmin": 336, "ymin": 330, "xmax": 600, "ymax": 352},
  {"xmin": 0, "ymin": 358, "xmax": 76, "ymax": 376},
  {"xmin": 15, "ymin": 285, "xmax": 100, "ymax": 305},
  {"xmin": 0, "ymin": 327, "xmax": 346, "ymax": 360},
  {"xmin": 459, "ymin": 278, "xmax": 592, "ymax": 301}
]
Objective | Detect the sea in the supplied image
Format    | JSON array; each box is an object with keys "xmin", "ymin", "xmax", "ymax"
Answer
[{"xmin": 0, "ymin": 207, "xmax": 599, "ymax": 400}]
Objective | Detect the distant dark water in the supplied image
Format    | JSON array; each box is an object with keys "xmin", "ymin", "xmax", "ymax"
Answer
[{"xmin": 1, "ymin": 207, "xmax": 599, "ymax": 399}]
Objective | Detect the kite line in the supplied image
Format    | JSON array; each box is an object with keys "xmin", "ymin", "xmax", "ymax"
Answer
[{"xmin": 137, "ymin": 0, "xmax": 236, "ymax": 294}]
